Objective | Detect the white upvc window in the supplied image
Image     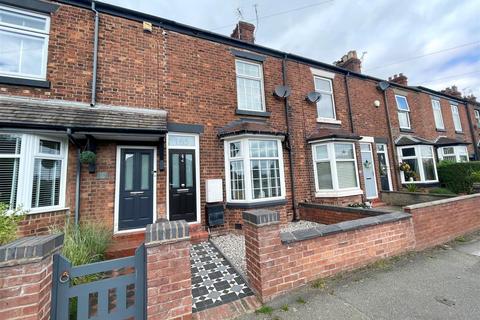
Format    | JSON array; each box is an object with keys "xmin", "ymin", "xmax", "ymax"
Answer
[
  {"xmin": 450, "ymin": 104, "xmax": 462, "ymax": 132},
  {"xmin": 225, "ymin": 138, "xmax": 285, "ymax": 203},
  {"xmin": 395, "ymin": 95, "xmax": 411, "ymax": 129},
  {"xmin": 398, "ymin": 145, "xmax": 438, "ymax": 183},
  {"xmin": 312, "ymin": 142, "xmax": 362, "ymax": 197},
  {"xmin": 0, "ymin": 133, "xmax": 67, "ymax": 213},
  {"xmin": 0, "ymin": 5, "xmax": 50, "ymax": 80},
  {"xmin": 438, "ymin": 145, "xmax": 469, "ymax": 163},
  {"xmin": 431, "ymin": 99, "xmax": 444, "ymax": 130},
  {"xmin": 474, "ymin": 110, "xmax": 480, "ymax": 127},
  {"xmin": 235, "ymin": 59, "xmax": 265, "ymax": 112},
  {"xmin": 314, "ymin": 76, "xmax": 337, "ymax": 122}
]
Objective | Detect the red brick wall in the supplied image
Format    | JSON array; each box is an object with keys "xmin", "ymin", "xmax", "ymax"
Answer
[
  {"xmin": 16, "ymin": 209, "xmax": 69, "ymax": 238},
  {"xmin": 0, "ymin": 255, "xmax": 55, "ymax": 320},
  {"xmin": 244, "ymin": 217, "xmax": 415, "ymax": 302},
  {"xmin": 299, "ymin": 206, "xmax": 370, "ymax": 224},
  {"xmin": 146, "ymin": 240, "xmax": 192, "ymax": 320},
  {"xmin": 405, "ymin": 194, "xmax": 480, "ymax": 250}
]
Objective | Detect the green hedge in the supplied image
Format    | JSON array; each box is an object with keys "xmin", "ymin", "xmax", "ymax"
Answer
[{"xmin": 437, "ymin": 161, "xmax": 480, "ymax": 194}]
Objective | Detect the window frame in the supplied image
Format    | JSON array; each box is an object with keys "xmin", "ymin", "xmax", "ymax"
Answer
[
  {"xmin": 0, "ymin": 133, "xmax": 68, "ymax": 214},
  {"xmin": 450, "ymin": 104, "xmax": 463, "ymax": 132},
  {"xmin": 397, "ymin": 145, "xmax": 438, "ymax": 184},
  {"xmin": 474, "ymin": 110, "xmax": 480, "ymax": 127},
  {"xmin": 311, "ymin": 141, "xmax": 362, "ymax": 197},
  {"xmin": 0, "ymin": 4, "xmax": 50, "ymax": 80},
  {"xmin": 431, "ymin": 99, "xmax": 444, "ymax": 130},
  {"xmin": 224, "ymin": 136, "xmax": 285, "ymax": 204},
  {"xmin": 234, "ymin": 58, "xmax": 266, "ymax": 112},
  {"xmin": 313, "ymin": 76, "xmax": 338, "ymax": 123},
  {"xmin": 438, "ymin": 145, "xmax": 469, "ymax": 163},
  {"xmin": 395, "ymin": 95, "xmax": 411, "ymax": 129}
]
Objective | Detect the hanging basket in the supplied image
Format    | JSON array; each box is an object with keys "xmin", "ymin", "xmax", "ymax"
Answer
[{"xmin": 80, "ymin": 151, "xmax": 96, "ymax": 164}]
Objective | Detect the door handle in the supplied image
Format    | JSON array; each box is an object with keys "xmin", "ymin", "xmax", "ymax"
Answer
[
  {"xmin": 130, "ymin": 191, "xmax": 144, "ymax": 195},
  {"xmin": 181, "ymin": 183, "xmax": 185, "ymax": 187}
]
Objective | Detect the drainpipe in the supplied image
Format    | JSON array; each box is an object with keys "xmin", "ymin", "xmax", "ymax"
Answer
[
  {"xmin": 382, "ymin": 90, "xmax": 401, "ymax": 190},
  {"xmin": 344, "ymin": 72, "xmax": 355, "ymax": 133},
  {"xmin": 282, "ymin": 54, "xmax": 299, "ymax": 221},
  {"xmin": 67, "ymin": 129, "xmax": 81, "ymax": 225},
  {"xmin": 464, "ymin": 102, "xmax": 479, "ymax": 160},
  {"xmin": 90, "ymin": 1, "xmax": 99, "ymax": 107}
]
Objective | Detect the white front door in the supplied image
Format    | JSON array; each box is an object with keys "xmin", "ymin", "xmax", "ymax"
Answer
[{"xmin": 360, "ymin": 143, "xmax": 378, "ymax": 199}]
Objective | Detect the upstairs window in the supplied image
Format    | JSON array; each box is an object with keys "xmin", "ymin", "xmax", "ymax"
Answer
[
  {"xmin": 314, "ymin": 76, "xmax": 336, "ymax": 121},
  {"xmin": 475, "ymin": 110, "xmax": 480, "ymax": 127},
  {"xmin": 235, "ymin": 59, "xmax": 265, "ymax": 112},
  {"xmin": 395, "ymin": 95, "xmax": 411, "ymax": 129},
  {"xmin": 451, "ymin": 105, "xmax": 462, "ymax": 132},
  {"xmin": 431, "ymin": 99, "xmax": 444, "ymax": 130},
  {"xmin": 438, "ymin": 146, "xmax": 468, "ymax": 163},
  {"xmin": 0, "ymin": 5, "xmax": 50, "ymax": 80}
]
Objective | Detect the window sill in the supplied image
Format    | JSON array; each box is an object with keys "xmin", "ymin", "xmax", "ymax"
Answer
[
  {"xmin": 235, "ymin": 109, "xmax": 271, "ymax": 117},
  {"xmin": 315, "ymin": 189, "xmax": 363, "ymax": 198},
  {"xmin": 401, "ymin": 180, "xmax": 439, "ymax": 185},
  {"xmin": 0, "ymin": 76, "xmax": 50, "ymax": 88},
  {"xmin": 316, "ymin": 118, "xmax": 341, "ymax": 125},
  {"xmin": 455, "ymin": 131, "xmax": 464, "ymax": 135},
  {"xmin": 399, "ymin": 128, "xmax": 414, "ymax": 133},
  {"xmin": 26, "ymin": 206, "xmax": 69, "ymax": 215},
  {"xmin": 435, "ymin": 128, "xmax": 446, "ymax": 132},
  {"xmin": 226, "ymin": 199, "xmax": 287, "ymax": 209}
]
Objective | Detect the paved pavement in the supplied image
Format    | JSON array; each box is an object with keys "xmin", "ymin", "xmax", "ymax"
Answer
[{"xmin": 237, "ymin": 231, "xmax": 480, "ymax": 320}]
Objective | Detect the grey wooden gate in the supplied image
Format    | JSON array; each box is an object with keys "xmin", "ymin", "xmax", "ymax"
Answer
[{"xmin": 51, "ymin": 244, "xmax": 146, "ymax": 320}]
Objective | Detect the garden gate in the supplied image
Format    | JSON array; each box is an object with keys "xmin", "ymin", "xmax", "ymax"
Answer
[{"xmin": 51, "ymin": 244, "xmax": 146, "ymax": 320}]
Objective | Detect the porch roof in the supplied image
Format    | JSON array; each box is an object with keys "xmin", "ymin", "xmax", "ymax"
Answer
[
  {"xmin": 395, "ymin": 135, "xmax": 434, "ymax": 146},
  {"xmin": 306, "ymin": 128, "xmax": 361, "ymax": 142},
  {"xmin": 435, "ymin": 137, "xmax": 470, "ymax": 147},
  {"xmin": 0, "ymin": 96, "xmax": 168, "ymax": 135},
  {"xmin": 217, "ymin": 120, "xmax": 286, "ymax": 139}
]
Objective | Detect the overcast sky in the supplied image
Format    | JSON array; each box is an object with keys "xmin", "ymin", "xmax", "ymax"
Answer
[{"xmin": 105, "ymin": 0, "xmax": 480, "ymax": 97}]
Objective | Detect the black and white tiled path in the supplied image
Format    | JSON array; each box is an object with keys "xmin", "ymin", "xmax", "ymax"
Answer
[{"xmin": 190, "ymin": 241, "xmax": 253, "ymax": 313}]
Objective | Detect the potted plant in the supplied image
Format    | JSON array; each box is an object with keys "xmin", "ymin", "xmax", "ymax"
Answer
[{"xmin": 80, "ymin": 150, "xmax": 97, "ymax": 173}]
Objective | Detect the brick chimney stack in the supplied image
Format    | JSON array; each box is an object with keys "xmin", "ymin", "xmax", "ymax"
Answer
[
  {"xmin": 464, "ymin": 94, "xmax": 477, "ymax": 103},
  {"xmin": 231, "ymin": 21, "xmax": 255, "ymax": 44},
  {"xmin": 388, "ymin": 73, "xmax": 408, "ymax": 86},
  {"xmin": 441, "ymin": 85, "xmax": 462, "ymax": 99},
  {"xmin": 334, "ymin": 50, "xmax": 362, "ymax": 73}
]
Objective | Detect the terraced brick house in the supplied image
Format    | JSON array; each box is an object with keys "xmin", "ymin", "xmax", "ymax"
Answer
[{"xmin": 0, "ymin": 0, "xmax": 478, "ymax": 253}]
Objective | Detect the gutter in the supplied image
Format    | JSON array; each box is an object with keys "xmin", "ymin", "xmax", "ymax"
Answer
[
  {"xmin": 465, "ymin": 102, "xmax": 479, "ymax": 160},
  {"xmin": 344, "ymin": 72, "xmax": 355, "ymax": 133},
  {"xmin": 91, "ymin": 0, "xmax": 99, "ymax": 107},
  {"xmin": 282, "ymin": 55, "xmax": 299, "ymax": 221},
  {"xmin": 67, "ymin": 129, "xmax": 81, "ymax": 225}
]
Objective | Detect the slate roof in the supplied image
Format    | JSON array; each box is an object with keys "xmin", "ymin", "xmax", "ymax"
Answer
[
  {"xmin": 435, "ymin": 137, "xmax": 470, "ymax": 146},
  {"xmin": 218, "ymin": 120, "xmax": 286, "ymax": 138},
  {"xmin": 0, "ymin": 97, "xmax": 167, "ymax": 133},
  {"xmin": 395, "ymin": 135, "xmax": 434, "ymax": 146},
  {"xmin": 306, "ymin": 128, "xmax": 361, "ymax": 142}
]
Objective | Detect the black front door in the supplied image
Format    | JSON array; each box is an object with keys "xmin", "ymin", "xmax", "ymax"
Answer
[
  {"xmin": 119, "ymin": 148, "xmax": 154, "ymax": 230},
  {"xmin": 376, "ymin": 147, "xmax": 391, "ymax": 191},
  {"xmin": 169, "ymin": 149, "xmax": 196, "ymax": 222}
]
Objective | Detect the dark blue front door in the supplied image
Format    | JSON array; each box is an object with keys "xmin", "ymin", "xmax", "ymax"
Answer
[{"xmin": 119, "ymin": 148, "xmax": 154, "ymax": 230}]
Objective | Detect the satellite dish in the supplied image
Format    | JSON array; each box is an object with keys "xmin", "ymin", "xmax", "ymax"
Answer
[
  {"xmin": 273, "ymin": 85, "xmax": 291, "ymax": 98},
  {"xmin": 378, "ymin": 81, "xmax": 390, "ymax": 91},
  {"xmin": 306, "ymin": 91, "xmax": 322, "ymax": 103}
]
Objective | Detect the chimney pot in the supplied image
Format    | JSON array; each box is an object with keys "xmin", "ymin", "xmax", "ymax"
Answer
[{"xmin": 231, "ymin": 21, "xmax": 255, "ymax": 44}]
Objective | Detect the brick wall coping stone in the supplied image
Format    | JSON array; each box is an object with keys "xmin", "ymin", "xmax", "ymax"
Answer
[
  {"xmin": 299, "ymin": 202, "xmax": 389, "ymax": 215},
  {"xmin": 145, "ymin": 220, "xmax": 190, "ymax": 246},
  {"xmin": 0, "ymin": 233, "xmax": 64, "ymax": 267},
  {"xmin": 381, "ymin": 190, "xmax": 456, "ymax": 198},
  {"xmin": 404, "ymin": 193, "xmax": 480, "ymax": 210},
  {"xmin": 280, "ymin": 211, "xmax": 411, "ymax": 244},
  {"xmin": 243, "ymin": 209, "xmax": 280, "ymax": 226}
]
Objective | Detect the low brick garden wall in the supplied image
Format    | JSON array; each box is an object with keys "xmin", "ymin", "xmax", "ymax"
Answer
[
  {"xmin": 380, "ymin": 191, "xmax": 455, "ymax": 207},
  {"xmin": 299, "ymin": 202, "xmax": 385, "ymax": 224},
  {"xmin": 243, "ymin": 210, "xmax": 415, "ymax": 302},
  {"xmin": 405, "ymin": 194, "xmax": 480, "ymax": 250}
]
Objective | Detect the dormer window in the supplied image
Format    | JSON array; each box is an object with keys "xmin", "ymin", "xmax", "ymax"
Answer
[{"xmin": 0, "ymin": 5, "xmax": 50, "ymax": 80}]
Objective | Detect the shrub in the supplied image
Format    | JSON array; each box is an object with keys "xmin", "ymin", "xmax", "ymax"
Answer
[
  {"xmin": 437, "ymin": 161, "xmax": 480, "ymax": 194},
  {"xmin": 0, "ymin": 203, "xmax": 26, "ymax": 245},
  {"xmin": 406, "ymin": 183, "xmax": 418, "ymax": 192},
  {"xmin": 57, "ymin": 223, "xmax": 112, "ymax": 266},
  {"xmin": 428, "ymin": 187, "xmax": 456, "ymax": 195}
]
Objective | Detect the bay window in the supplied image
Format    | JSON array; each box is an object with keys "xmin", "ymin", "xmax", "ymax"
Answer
[
  {"xmin": 398, "ymin": 145, "xmax": 438, "ymax": 183},
  {"xmin": 312, "ymin": 142, "xmax": 361, "ymax": 197},
  {"xmin": 225, "ymin": 138, "xmax": 285, "ymax": 203},
  {"xmin": 0, "ymin": 133, "xmax": 67, "ymax": 212},
  {"xmin": 395, "ymin": 95, "xmax": 411, "ymax": 129},
  {"xmin": 438, "ymin": 146, "xmax": 469, "ymax": 163},
  {"xmin": 0, "ymin": 5, "xmax": 50, "ymax": 80}
]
